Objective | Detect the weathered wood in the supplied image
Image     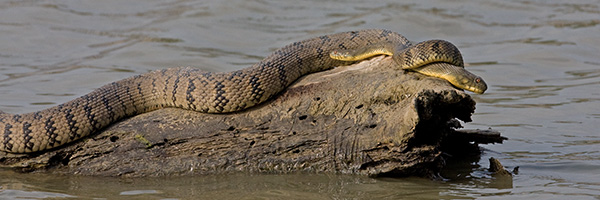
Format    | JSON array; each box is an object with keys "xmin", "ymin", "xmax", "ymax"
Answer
[
  {"xmin": 489, "ymin": 157, "xmax": 512, "ymax": 176},
  {"xmin": 0, "ymin": 56, "xmax": 504, "ymax": 177}
]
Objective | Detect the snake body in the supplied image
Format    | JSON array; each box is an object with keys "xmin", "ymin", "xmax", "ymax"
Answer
[{"xmin": 0, "ymin": 29, "xmax": 486, "ymax": 153}]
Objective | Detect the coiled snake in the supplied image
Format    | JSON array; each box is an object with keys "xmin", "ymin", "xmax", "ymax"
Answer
[{"xmin": 0, "ymin": 29, "xmax": 487, "ymax": 153}]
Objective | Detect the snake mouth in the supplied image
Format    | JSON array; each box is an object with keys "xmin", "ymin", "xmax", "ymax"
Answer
[{"xmin": 471, "ymin": 87, "xmax": 486, "ymax": 94}]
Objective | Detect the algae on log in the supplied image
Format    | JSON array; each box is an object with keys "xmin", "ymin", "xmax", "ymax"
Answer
[{"xmin": 0, "ymin": 56, "xmax": 504, "ymax": 177}]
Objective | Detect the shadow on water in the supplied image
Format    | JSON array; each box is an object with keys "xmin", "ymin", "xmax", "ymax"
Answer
[{"xmin": 1, "ymin": 0, "xmax": 600, "ymax": 199}]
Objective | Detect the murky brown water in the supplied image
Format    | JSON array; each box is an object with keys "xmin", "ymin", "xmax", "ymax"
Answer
[{"xmin": 1, "ymin": 0, "xmax": 599, "ymax": 199}]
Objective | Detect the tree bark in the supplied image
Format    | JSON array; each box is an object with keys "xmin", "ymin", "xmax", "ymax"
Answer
[{"xmin": 0, "ymin": 56, "xmax": 504, "ymax": 177}]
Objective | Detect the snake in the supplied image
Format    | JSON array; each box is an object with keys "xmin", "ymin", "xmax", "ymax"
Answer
[{"xmin": 0, "ymin": 29, "xmax": 487, "ymax": 153}]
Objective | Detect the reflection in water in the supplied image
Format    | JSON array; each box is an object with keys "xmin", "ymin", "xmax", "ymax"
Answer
[
  {"xmin": 1, "ymin": 0, "xmax": 600, "ymax": 199},
  {"xmin": 0, "ymin": 170, "xmax": 463, "ymax": 199},
  {"xmin": 2, "ymin": 156, "xmax": 511, "ymax": 199},
  {"xmin": 0, "ymin": 189, "xmax": 74, "ymax": 199}
]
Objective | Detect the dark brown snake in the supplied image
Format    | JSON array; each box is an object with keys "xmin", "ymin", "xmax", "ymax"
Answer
[{"xmin": 0, "ymin": 29, "xmax": 487, "ymax": 153}]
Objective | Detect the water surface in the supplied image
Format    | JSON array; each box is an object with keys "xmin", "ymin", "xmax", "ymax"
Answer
[{"xmin": 1, "ymin": 0, "xmax": 599, "ymax": 199}]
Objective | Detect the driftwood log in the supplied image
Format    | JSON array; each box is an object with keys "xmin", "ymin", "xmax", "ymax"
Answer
[{"xmin": 0, "ymin": 56, "xmax": 505, "ymax": 177}]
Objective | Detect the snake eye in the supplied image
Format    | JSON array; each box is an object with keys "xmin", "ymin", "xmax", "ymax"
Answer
[{"xmin": 475, "ymin": 78, "xmax": 481, "ymax": 83}]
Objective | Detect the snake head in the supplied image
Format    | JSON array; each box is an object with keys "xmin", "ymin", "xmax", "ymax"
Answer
[
  {"xmin": 465, "ymin": 76, "xmax": 487, "ymax": 94},
  {"xmin": 415, "ymin": 63, "xmax": 488, "ymax": 94}
]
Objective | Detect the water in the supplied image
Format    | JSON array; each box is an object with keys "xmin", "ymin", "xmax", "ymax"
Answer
[{"xmin": 1, "ymin": 0, "xmax": 599, "ymax": 199}]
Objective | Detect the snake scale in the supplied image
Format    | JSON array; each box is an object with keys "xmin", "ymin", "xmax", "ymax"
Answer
[{"xmin": 0, "ymin": 29, "xmax": 487, "ymax": 153}]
